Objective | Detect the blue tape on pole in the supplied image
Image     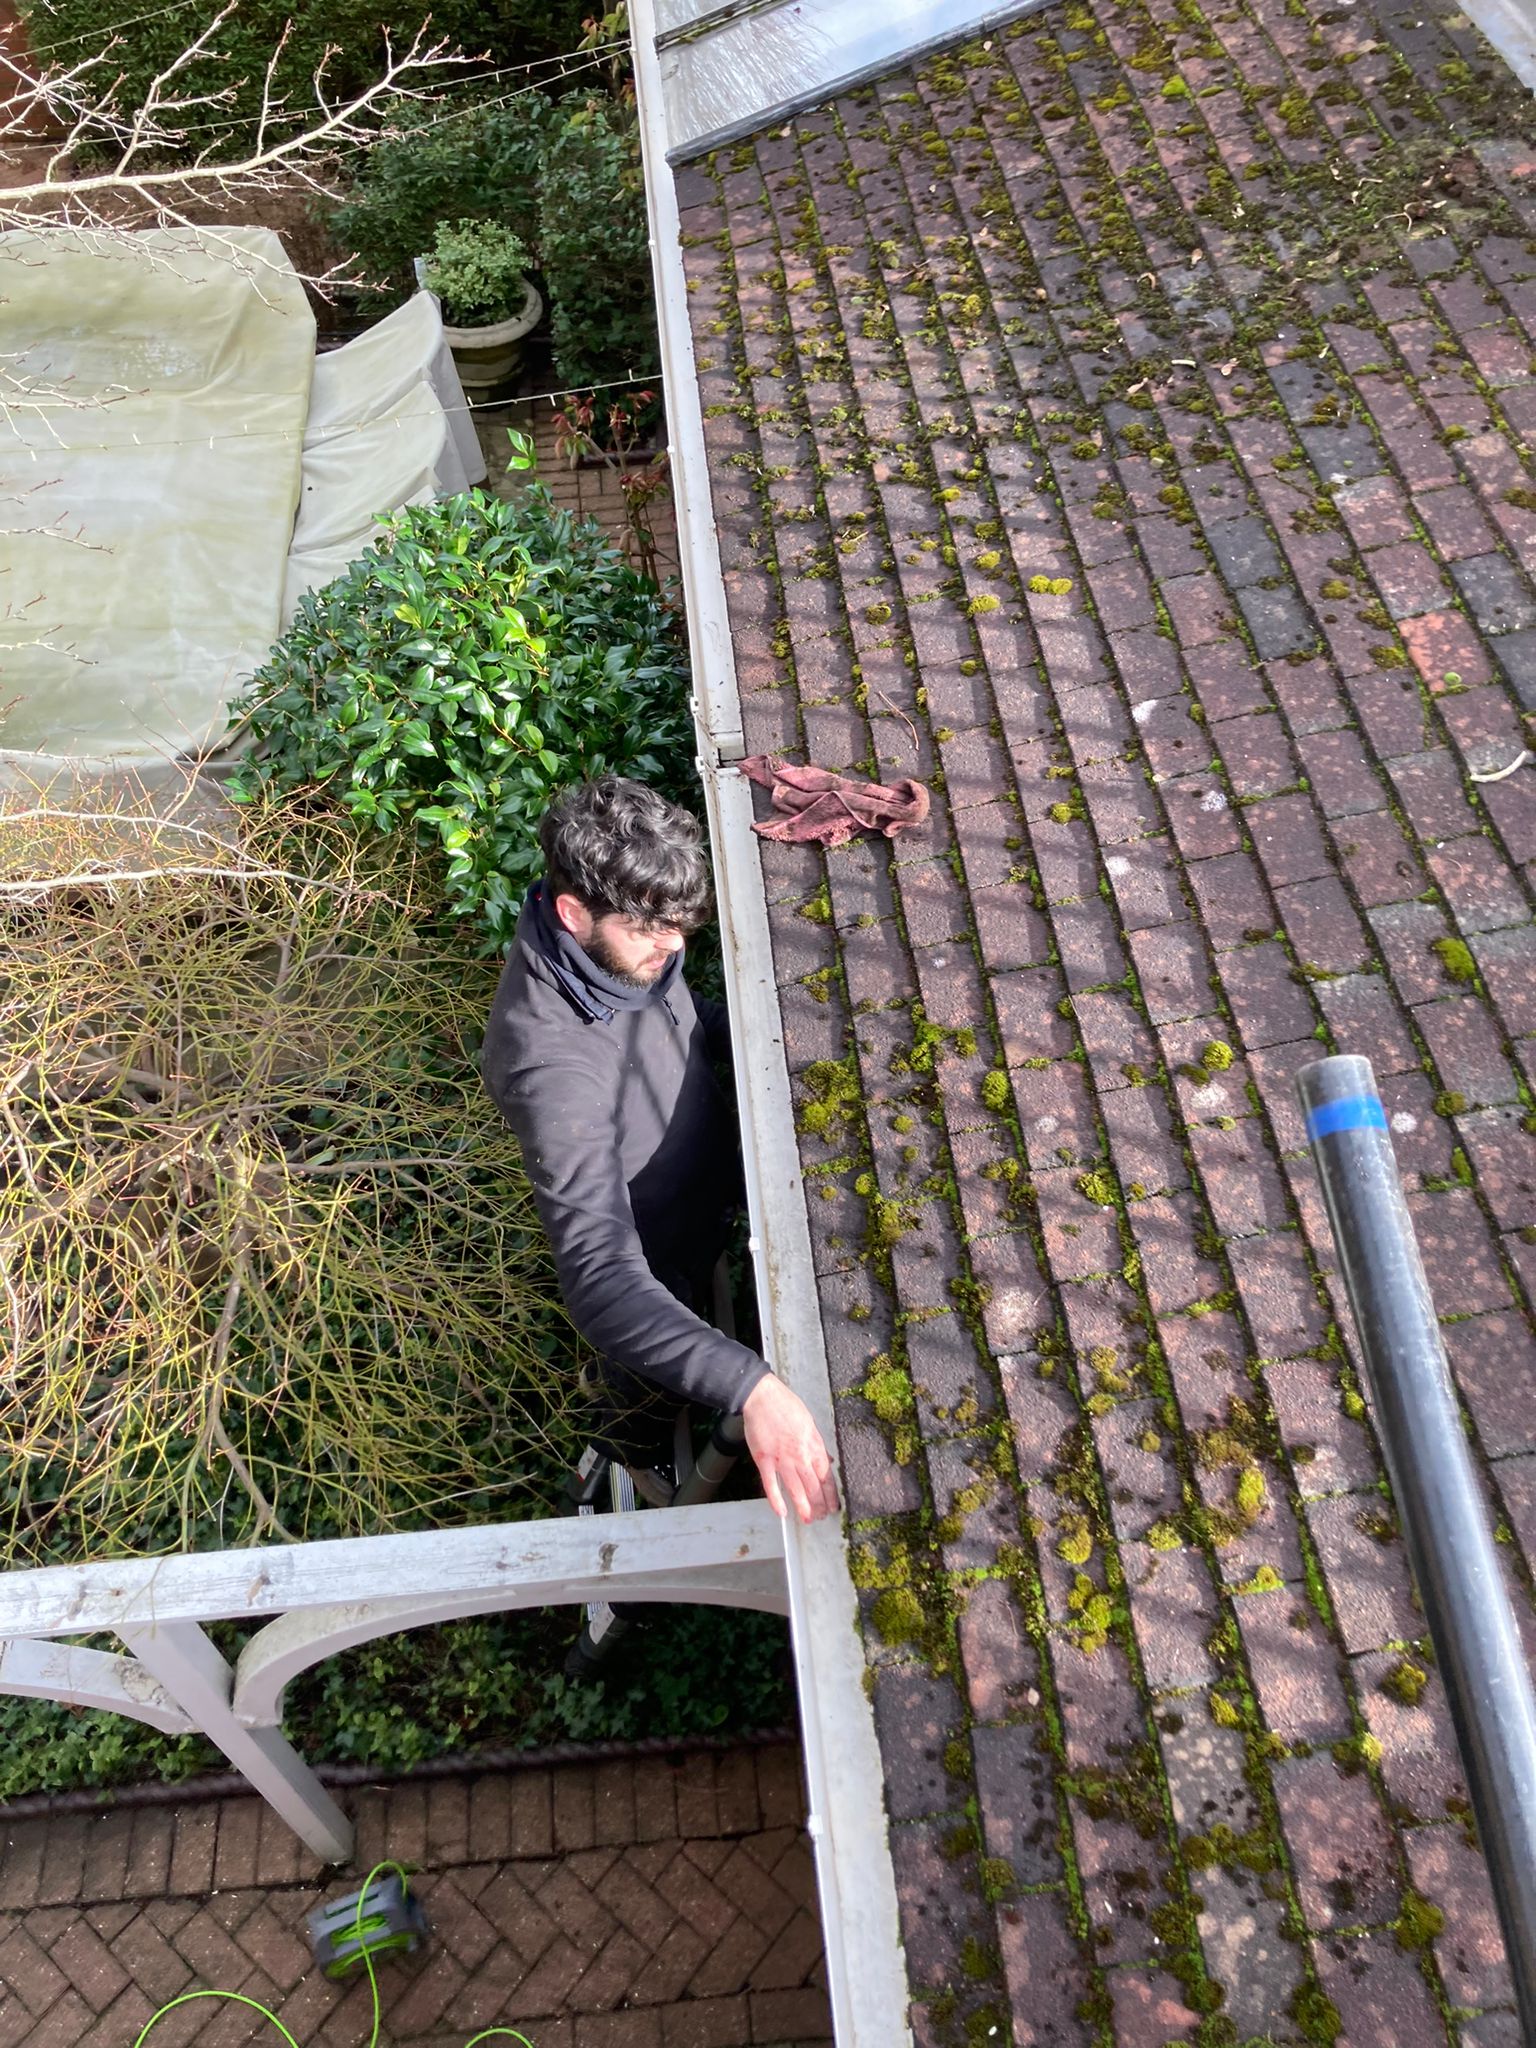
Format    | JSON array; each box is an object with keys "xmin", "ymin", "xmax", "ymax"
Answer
[{"xmin": 1305, "ymin": 1095, "xmax": 1388, "ymax": 1142}]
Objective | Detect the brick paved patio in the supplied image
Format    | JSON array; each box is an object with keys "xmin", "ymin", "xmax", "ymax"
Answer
[
  {"xmin": 673, "ymin": 0, "xmax": 1536, "ymax": 2039},
  {"xmin": 0, "ymin": 1746, "xmax": 831, "ymax": 2048}
]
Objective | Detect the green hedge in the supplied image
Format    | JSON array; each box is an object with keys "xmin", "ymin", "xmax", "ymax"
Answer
[
  {"xmin": 330, "ymin": 91, "xmax": 659, "ymax": 394},
  {"xmin": 228, "ymin": 452, "xmax": 689, "ymax": 950},
  {"xmin": 329, "ymin": 98, "xmax": 553, "ymax": 310},
  {"xmin": 538, "ymin": 96, "xmax": 657, "ymax": 390}
]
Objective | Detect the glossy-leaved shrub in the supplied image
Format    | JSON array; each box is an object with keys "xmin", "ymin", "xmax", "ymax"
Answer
[{"xmin": 228, "ymin": 437, "xmax": 690, "ymax": 948}]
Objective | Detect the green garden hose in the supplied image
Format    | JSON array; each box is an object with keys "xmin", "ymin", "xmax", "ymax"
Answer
[{"xmin": 130, "ymin": 1861, "xmax": 535, "ymax": 2048}]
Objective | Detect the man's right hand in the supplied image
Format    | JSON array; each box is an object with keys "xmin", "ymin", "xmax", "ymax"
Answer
[{"xmin": 741, "ymin": 1374, "xmax": 840, "ymax": 1524}]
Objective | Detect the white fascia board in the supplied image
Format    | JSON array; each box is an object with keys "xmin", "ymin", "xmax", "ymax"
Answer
[{"xmin": 626, "ymin": 8, "xmax": 912, "ymax": 2044}]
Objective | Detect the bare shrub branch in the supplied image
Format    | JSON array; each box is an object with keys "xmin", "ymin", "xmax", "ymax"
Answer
[
  {"xmin": 0, "ymin": 12, "xmax": 469, "ymax": 270},
  {"xmin": 0, "ymin": 775, "xmax": 584, "ymax": 1565}
]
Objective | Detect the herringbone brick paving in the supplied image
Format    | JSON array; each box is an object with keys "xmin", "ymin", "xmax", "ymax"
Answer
[
  {"xmin": 0, "ymin": 1748, "xmax": 831, "ymax": 2047},
  {"xmin": 680, "ymin": 0, "xmax": 1536, "ymax": 2040}
]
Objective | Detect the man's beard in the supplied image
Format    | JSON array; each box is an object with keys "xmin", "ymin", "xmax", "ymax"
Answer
[{"xmin": 583, "ymin": 926, "xmax": 667, "ymax": 990}]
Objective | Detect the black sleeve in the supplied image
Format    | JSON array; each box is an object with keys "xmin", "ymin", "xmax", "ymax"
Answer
[
  {"xmin": 484, "ymin": 1047, "xmax": 768, "ymax": 1415},
  {"xmin": 694, "ymin": 992, "xmax": 735, "ymax": 1071}
]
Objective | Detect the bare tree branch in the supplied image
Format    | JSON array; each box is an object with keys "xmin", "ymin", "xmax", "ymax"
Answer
[{"xmin": 0, "ymin": 13, "xmax": 469, "ymax": 269}]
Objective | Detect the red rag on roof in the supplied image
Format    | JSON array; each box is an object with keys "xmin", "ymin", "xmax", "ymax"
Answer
[{"xmin": 738, "ymin": 756, "xmax": 930, "ymax": 849}]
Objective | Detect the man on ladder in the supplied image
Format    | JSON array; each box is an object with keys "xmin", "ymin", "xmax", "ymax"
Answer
[{"xmin": 482, "ymin": 775, "xmax": 839, "ymax": 1554}]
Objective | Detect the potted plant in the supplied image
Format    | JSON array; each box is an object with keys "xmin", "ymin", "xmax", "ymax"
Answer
[{"xmin": 419, "ymin": 217, "xmax": 542, "ymax": 396}]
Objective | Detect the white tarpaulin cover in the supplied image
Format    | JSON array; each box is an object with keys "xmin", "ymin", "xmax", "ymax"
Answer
[
  {"xmin": 1, "ymin": 229, "xmax": 486, "ymax": 776},
  {"xmin": 1, "ymin": 226, "xmax": 316, "ymax": 767}
]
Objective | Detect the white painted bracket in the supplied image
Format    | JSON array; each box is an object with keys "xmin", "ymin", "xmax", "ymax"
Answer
[
  {"xmin": 0, "ymin": 1636, "xmax": 192, "ymax": 1735},
  {"xmin": 0, "ymin": 1501, "xmax": 787, "ymax": 1862},
  {"xmin": 0, "ymin": 1498, "xmax": 785, "ymax": 1639},
  {"xmin": 118, "ymin": 1620, "xmax": 354, "ymax": 1864},
  {"xmin": 231, "ymin": 1537, "xmax": 789, "ymax": 1729}
]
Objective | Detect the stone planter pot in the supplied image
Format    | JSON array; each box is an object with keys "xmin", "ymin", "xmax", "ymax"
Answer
[{"xmin": 414, "ymin": 262, "xmax": 543, "ymax": 397}]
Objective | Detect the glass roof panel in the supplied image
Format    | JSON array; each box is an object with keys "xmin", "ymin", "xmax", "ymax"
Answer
[{"xmin": 655, "ymin": 0, "xmax": 1045, "ymax": 160}]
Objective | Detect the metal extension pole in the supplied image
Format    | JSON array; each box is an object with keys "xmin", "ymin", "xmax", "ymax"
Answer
[{"xmin": 1298, "ymin": 1053, "xmax": 1536, "ymax": 2038}]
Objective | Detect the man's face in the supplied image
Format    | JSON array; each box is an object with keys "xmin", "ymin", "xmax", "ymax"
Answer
[{"xmin": 554, "ymin": 893, "xmax": 684, "ymax": 988}]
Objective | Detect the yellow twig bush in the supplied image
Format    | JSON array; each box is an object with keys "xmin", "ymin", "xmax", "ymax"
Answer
[{"xmin": 0, "ymin": 776, "xmax": 582, "ymax": 1565}]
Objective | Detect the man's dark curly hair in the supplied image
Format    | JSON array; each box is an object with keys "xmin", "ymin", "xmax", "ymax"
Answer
[{"xmin": 539, "ymin": 777, "xmax": 713, "ymax": 933}]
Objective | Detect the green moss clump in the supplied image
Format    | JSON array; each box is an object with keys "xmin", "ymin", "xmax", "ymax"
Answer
[
  {"xmin": 864, "ymin": 601, "xmax": 893, "ymax": 625},
  {"xmin": 866, "ymin": 1193, "xmax": 910, "ymax": 1251},
  {"xmin": 960, "ymin": 1936, "xmax": 997, "ymax": 1981},
  {"xmin": 1147, "ymin": 1519, "xmax": 1183, "ymax": 1551},
  {"xmin": 1234, "ymin": 1563, "xmax": 1285, "ymax": 1595},
  {"xmin": 1291, "ymin": 1982, "xmax": 1342, "ymax": 2045},
  {"xmin": 1201, "ymin": 1039, "xmax": 1235, "ymax": 1072},
  {"xmin": 1161, "ymin": 73, "xmax": 1190, "ymax": 96},
  {"xmin": 797, "ymin": 885, "xmax": 832, "ymax": 925},
  {"xmin": 1056, "ymin": 1515, "xmax": 1094, "ymax": 1567},
  {"xmin": 979, "ymin": 1856, "xmax": 1017, "ymax": 1902},
  {"xmin": 943, "ymin": 1735, "xmax": 974, "ymax": 1781},
  {"xmin": 1432, "ymin": 1091, "xmax": 1466, "ymax": 1117},
  {"xmin": 1394, "ymin": 1888, "xmax": 1445, "ymax": 1951},
  {"xmin": 1320, "ymin": 578, "xmax": 1351, "ymax": 600},
  {"xmin": 1089, "ymin": 1345, "xmax": 1132, "ymax": 1397},
  {"xmin": 1067, "ymin": 1573, "xmax": 1113, "ymax": 1652},
  {"xmin": 1209, "ymin": 1691, "xmax": 1243, "ymax": 1728},
  {"xmin": 941, "ymin": 1819, "xmax": 979, "ymax": 1860},
  {"xmin": 870, "ymin": 1586, "xmax": 925, "ymax": 1645},
  {"xmin": 798, "ymin": 1057, "xmax": 861, "ymax": 1141},
  {"xmin": 1234, "ymin": 1466, "xmax": 1268, "ymax": 1522},
  {"xmin": 1370, "ymin": 644, "xmax": 1408, "ymax": 670},
  {"xmin": 1381, "ymin": 1658, "xmax": 1429, "ymax": 1707},
  {"xmin": 1194, "ymin": 1398, "xmax": 1264, "ymax": 1474},
  {"xmin": 1076, "ymin": 1167, "xmax": 1118, "ymax": 1207},
  {"xmin": 1330, "ymin": 1732, "xmax": 1383, "ymax": 1774},
  {"xmin": 862, "ymin": 1358, "xmax": 915, "ymax": 1429},
  {"xmin": 967, "ymin": 594, "xmax": 1001, "ymax": 616},
  {"xmin": 1431, "ymin": 935, "xmax": 1477, "ymax": 985},
  {"xmin": 980, "ymin": 1067, "xmax": 1011, "ymax": 1114},
  {"xmin": 892, "ymin": 1005, "xmax": 976, "ymax": 1078},
  {"xmin": 1184, "ymin": 1818, "xmax": 1276, "ymax": 1873}
]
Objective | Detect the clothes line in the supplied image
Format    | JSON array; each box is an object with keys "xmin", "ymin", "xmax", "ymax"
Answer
[{"xmin": 2, "ymin": 366, "xmax": 667, "ymax": 461}]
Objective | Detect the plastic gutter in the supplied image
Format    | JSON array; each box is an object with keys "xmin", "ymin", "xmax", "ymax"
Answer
[{"xmin": 627, "ymin": 7, "xmax": 912, "ymax": 2042}]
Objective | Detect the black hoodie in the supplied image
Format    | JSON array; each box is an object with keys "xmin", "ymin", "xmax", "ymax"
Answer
[{"xmin": 480, "ymin": 885, "xmax": 768, "ymax": 1414}]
